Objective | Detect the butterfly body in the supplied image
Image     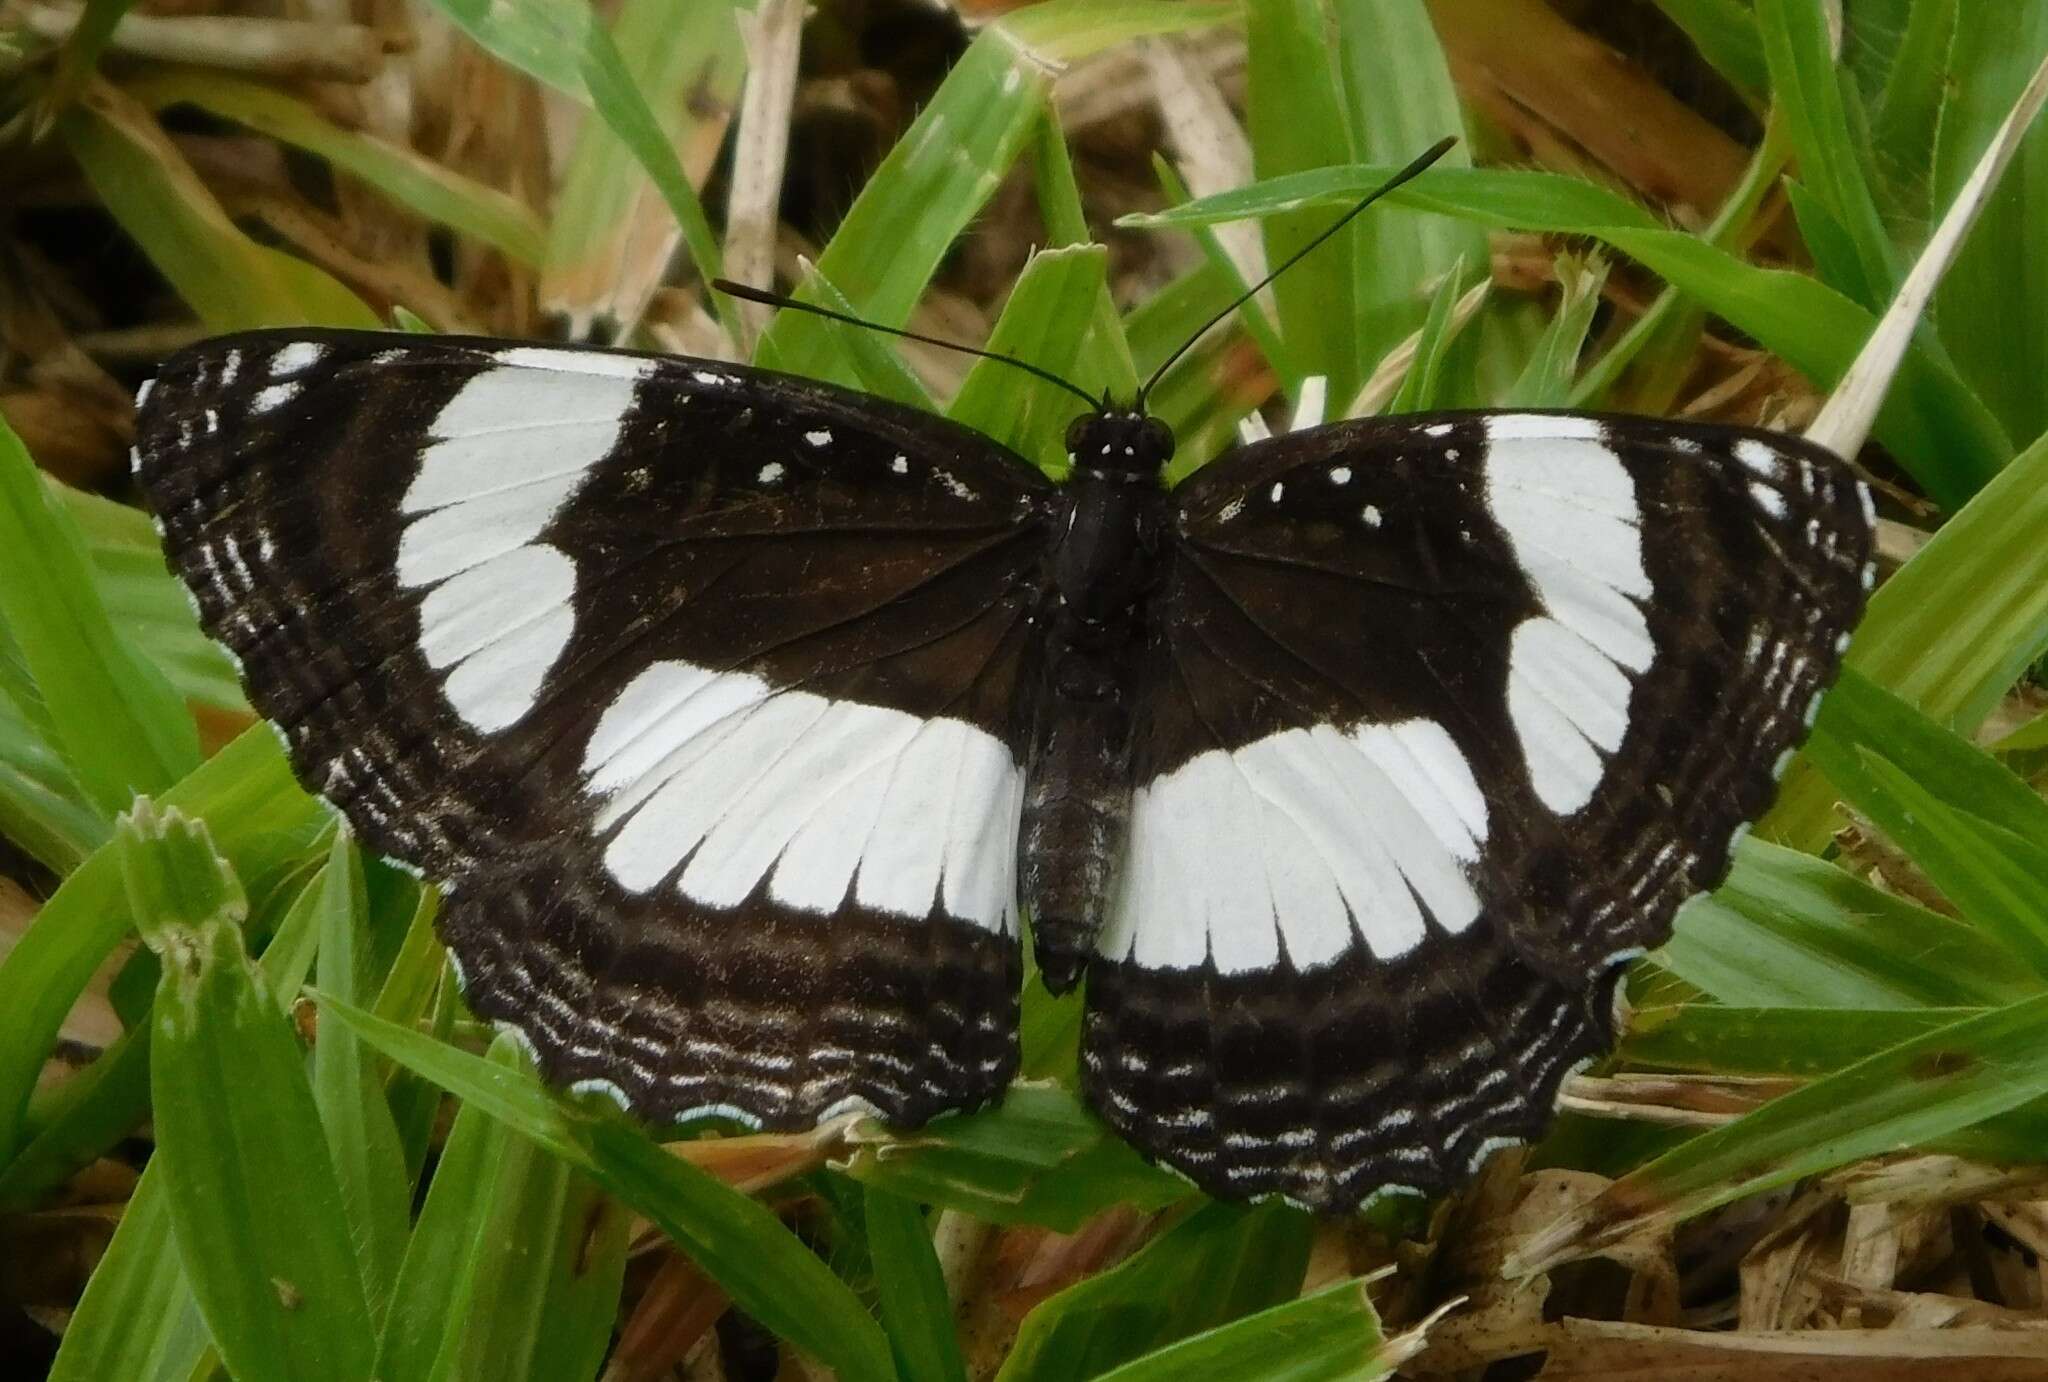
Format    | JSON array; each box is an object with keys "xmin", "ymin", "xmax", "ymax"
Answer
[{"xmin": 134, "ymin": 329, "xmax": 1872, "ymax": 1213}]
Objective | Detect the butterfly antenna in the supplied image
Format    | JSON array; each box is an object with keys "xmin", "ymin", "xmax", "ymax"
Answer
[
  {"xmin": 711, "ymin": 279, "xmax": 1104, "ymax": 411},
  {"xmin": 1135, "ymin": 136, "xmax": 1459, "ymax": 409}
]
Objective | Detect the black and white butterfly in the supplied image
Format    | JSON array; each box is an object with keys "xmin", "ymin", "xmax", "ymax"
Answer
[{"xmin": 131, "ymin": 320, "xmax": 1872, "ymax": 1213}]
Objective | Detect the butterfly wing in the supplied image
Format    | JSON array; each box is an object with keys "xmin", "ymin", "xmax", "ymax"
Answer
[
  {"xmin": 1086, "ymin": 411, "xmax": 1872, "ymax": 1211},
  {"xmin": 136, "ymin": 330, "xmax": 1055, "ymax": 1128}
]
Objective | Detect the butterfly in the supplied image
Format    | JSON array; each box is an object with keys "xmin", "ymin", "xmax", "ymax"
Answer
[
  {"xmin": 128, "ymin": 149, "xmax": 1873, "ymax": 1214},
  {"xmin": 130, "ymin": 327, "xmax": 1871, "ymax": 1213}
]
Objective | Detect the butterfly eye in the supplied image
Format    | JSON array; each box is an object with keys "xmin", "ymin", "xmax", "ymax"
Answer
[
  {"xmin": 1065, "ymin": 416, "xmax": 1094, "ymax": 455},
  {"xmin": 1142, "ymin": 417, "xmax": 1175, "ymax": 458}
]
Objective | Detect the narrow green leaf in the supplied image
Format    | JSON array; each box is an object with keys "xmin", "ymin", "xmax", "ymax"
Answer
[
  {"xmin": 1246, "ymin": 0, "xmax": 1359, "ymax": 402},
  {"xmin": 128, "ymin": 72, "xmax": 547, "ymax": 265},
  {"xmin": 757, "ymin": 31, "xmax": 1047, "ymax": 384},
  {"xmin": 1000, "ymin": 1202, "xmax": 1313, "ymax": 1382},
  {"xmin": 1093, "ymin": 1277, "xmax": 1392, "ymax": 1382},
  {"xmin": 321, "ymin": 996, "xmax": 898, "ymax": 1382},
  {"xmin": 866, "ymin": 1186, "xmax": 969, "ymax": 1382},
  {"xmin": 0, "ymin": 727, "xmax": 322, "ymax": 1163},
  {"xmin": 149, "ymin": 877, "xmax": 375, "ymax": 1380},
  {"xmin": 1625, "ymin": 1005, "xmax": 1986, "ymax": 1077},
  {"xmin": 311, "ymin": 833, "xmax": 410, "ymax": 1327},
  {"xmin": 61, "ymin": 88, "xmax": 379, "ymax": 330},
  {"xmin": 39, "ymin": 0, "xmax": 141, "ymax": 119},
  {"xmin": 61, "ymin": 480, "xmax": 243, "ymax": 712},
  {"xmin": 845, "ymin": 1083, "xmax": 1187, "ymax": 1231},
  {"xmin": 0, "ymin": 678, "xmax": 108, "ymax": 873},
  {"xmin": 1660, "ymin": 837, "xmax": 2036, "ymax": 1009},
  {"xmin": 790, "ymin": 265, "xmax": 938, "ymax": 413},
  {"xmin": 1122, "ymin": 165, "xmax": 2012, "ymax": 505},
  {"xmin": 1652, "ymin": 0, "xmax": 1770, "ymax": 103},
  {"xmin": 1516, "ymin": 992, "xmax": 2048, "ymax": 1272},
  {"xmin": 1385, "ymin": 258, "xmax": 1470, "ymax": 413},
  {"xmin": 950, "ymin": 245, "xmax": 1112, "ymax": 471},
  {"xmin": 377, "ymin": 1035, "xmax": 625, "ymax": 1382},
  {"xmin": 118, "ymin": 800, "xmax": 246, "ymax": 950},
  {"xmin": 1934, "ymin": 1, "xmax": 2048, "ymax": 445},
  {"xmin": 543, "ymin": 0, "xmax": 746, "ymax": 330},
  {"xmin": 0, "ymin": 412, "xmax": 196, "ymax": 816},
  {"xmin": 1757, "ymin": 0, "xmax": 1899, "ymax": 308},
  {"xmin": 47, "ymin": 1161, "xmax": 212, "ymax": 1382},
  {"xmin": 1333, "ymin": 0, "xmax": 1487, "ymax": 382},
  {"xmin": 1501, "ymin": 254, "xmax": 1607, "ymax": 408},
  {"xmin": 1870, "ymin": 0, "xmax": 1958, "ymax": 224}
]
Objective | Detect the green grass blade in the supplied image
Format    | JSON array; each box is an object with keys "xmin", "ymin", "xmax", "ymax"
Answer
[
  {"xmin": 949, "ymin": 244, "xmax": 1111, "ymax": 470},
  {"xmin": 126, "ymin": 71, "xmax": 547, "ymax": 265},
  {"xmin": 321, "ymin": 995, "xmax": 899, "ymax": 1382},
  {"xmin": 310, "ymin": 834, "xmax": 410, "ymax": 1327},
  {"xmin": 784, "ymin": 264, "xmax": 939, "ymax": 412},
  {"xmin": 0, "ymin": 415, "xmax": 196, "ymax": 817},
  {"xmin": 1870, "ymin": 0, "xmax": 1958, "ymax": 224},
  {"xmin": 1501, "ymin": 254, "xmax": 1607, "ymax": 407},
  {"xmin": 0, "ymin": 681, "xmax": 107, "ymax": 874},
  {"xmin": 1246, "ymin": 0, "xmax": 1359, "ymax": 403},
  {"xmin": 1122, "ymin": 165, "xmax": 2011, "ymax": 505},
  {"xmin": 61, "ymin": 88, "xmax": 378, "ymax": 330},
  {"xmin": 1768, "ymin": 427, "xmax": 2048, "ymax": 844},
  {"xmin": 46, "ymin": 1160, "xmax": 212, "ymax": 1382},
  {"xmin": 756, "ymin": 34, "xmax": 1046, "ymax": 383},
  {"xmin": 1660, "ymin": 837, "xmax": 2037, "ymax": 1009},
  {"xmin": 0, "ymin": 727, "xmax": 322, "ymax": 1164},
  {"xmin": 377, "ymin": 1035, "xmax": 625, "ymax": 1382},
  {"xmin": 866, "ymin": 1186, "xmax": 970, "ymax": 1382},
  {"xmin": 1514, "ymin": 991, "xmax": 2048, "ymax": 1273},
  {"xmin": 1333, "ymin": 0, "xmax": 1487, "ymax": 383},
  {"xmin": 1933, "ymin": 1, "xmax": 2048, "ymax": 445},
  {"xmin": 37, "ymin": 0, "xmax": 140, "ymax": 121},
  {"xmin": 543, "ymin": 0, "xmax": 746, "ymax": 333},
  {"xmin": 844, "ymin": 1083, "xmax": 1187, "ymax": 1231},
  {"xmin": 999, "ymin": 1202, "xmax": 1312, "ymax": 1382},
  {"xmin": 62, "ymin": 481, "xmax": 243, "ymax": 712},
  {"xmin": 1092, "ymin": 1277, "xmax": 1392, "ymax": 1382},
  {"xmin": 1652, "ymin": 0, "xmax": 1769, "ymax": 104},
  {"xmin": 1626, "ymin": 1005, "xmax": 1987, "ymax": 1077},
  {"xmin": 1757, "ymin": 0, "xmax": 1899, "ymax": 308},
  {"xmin": 1384, "ymin": 258, "xmax": 1470, "ymax": 413},
  {"xmin": 135, "ymin": 807, "xmax": 376, "ymax": 1382}
]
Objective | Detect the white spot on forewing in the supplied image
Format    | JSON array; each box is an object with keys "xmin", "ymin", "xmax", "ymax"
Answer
[
  {"xmin": 251, "ymin": 382, "xmax": 298, "ymax": 414},
  {"xmin": 758, "ymin": 462, "xmax": 785, "ymax": 484},
  {"xmin": 585, "ymin": 660, "xmax": 1020, "ymax": 932},
  {"xmin": 1856, "ymin": 481, "xmax": 1875, "ymax": 526},
  {"xmin": 1733, "ymin": 438, "xmax": 1781, "ymax": 479},
  {"xmin": 891, "ymin": 455, "xmax": 909, "ymax": 475},
  {"xmin": 1362, "ymin": 505, "xmax": 1382, "ymax": 528},
  {"xmin": 1749, "ymin": 481, "xmax": 1787, "ymax": 519},
  {"xmin": 1269, "ymin": 482, "xmax": 1285, "ymax": 503},
  {"xmin": 1485, "ymin": 413, "xmax": 1603, "ymax": 443},
  {"xmin": 935, "ymin": 471, "xmax": 976, "ymax": 501},
  {"xmin": 135, "ymin": 377, "xmax": 155, "ymax": 409},
  {"xmin": 1328, "ymin": 466, "xmax": 1352, "ymax": 485},
  {"xmin": 219, "ymin": 351, "xmax": 240, "ymax": 386},
  {"xmin": 804, "ymin": 429, "xmax": 832, "ymax": 447},
  {"xmin": 1102, "ymin": 717, "xmax": 1486, "ymax": 975},
  {"xmin": 269, "ymin": 341, "xmax": 326, "ymax": 376},
  {"xmin": 416, "ymin": 544, "xmax": 575, "ymax": 670}
]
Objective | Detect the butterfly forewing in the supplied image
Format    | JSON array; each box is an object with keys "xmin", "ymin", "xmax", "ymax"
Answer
[
  {"xmin": 1083, "ymin": 411, "xmax": 1872, "ymax": 1210},
  {"xmin": 136, "ymin": 330, "xmax": 1055, "ymax": 1128}
]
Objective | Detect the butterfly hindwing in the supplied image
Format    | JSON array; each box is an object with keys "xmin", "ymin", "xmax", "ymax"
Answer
[
  {"xmin": 136, "ymin": 330, "xmax": 1055, "ymax": 1127},
  {"xmin": 1083, "ymin": 411, "xmax": 1873, "ymax": 1210}
]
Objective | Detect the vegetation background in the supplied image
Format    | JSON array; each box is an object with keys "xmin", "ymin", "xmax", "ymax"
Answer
[{"xmin": 3, "ymin": 0, "xmax": 2048, "ymax": 1377}]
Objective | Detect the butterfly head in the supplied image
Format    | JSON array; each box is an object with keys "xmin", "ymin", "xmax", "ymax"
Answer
[{"xmin": 1066, "ymin": 409, "xmax": 1174, "ymax": 483}]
